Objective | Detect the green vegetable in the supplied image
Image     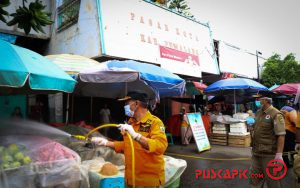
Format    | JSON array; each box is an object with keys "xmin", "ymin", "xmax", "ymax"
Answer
[
  {"xmin": 11, "ymin": 161, "xmax": 21, "ymax": 168},
  {"xmin": 8, "ymin": 144, "xmax": 19, "ymax": 154},
  {"xmin": 2, "ymin": 154, "xmax": 13, "ymax": 163},
  {"xmin": 23, "ymin": 156, "xmax": 32, "ymax": 165},
  {"xmin": 2, "ymin": 163, "xmax": 10, "ymax": 170},
  {"xmin": 14, "ymin": 152, "xmax": 24, "ymax": 161}
]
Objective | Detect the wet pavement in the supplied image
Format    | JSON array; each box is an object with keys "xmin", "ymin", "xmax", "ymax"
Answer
[{"xmin": 166, "ymin": 144, "xmax": 293, "ymax": 188}]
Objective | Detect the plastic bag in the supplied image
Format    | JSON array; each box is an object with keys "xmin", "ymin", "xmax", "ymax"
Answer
[
  {"xmin": 164, "ymin": 155, "xmax": 187, "ymax": 187},
  {"xmin": 0, "ymin": 135, "xmax": 89, "ymax": 188},
  {"xmin": 68, "ymin": 141, "xmax": 125, "ymax": 165}
]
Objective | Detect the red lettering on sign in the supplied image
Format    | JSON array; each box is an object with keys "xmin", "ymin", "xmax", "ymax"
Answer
[
  {"xmin": 164, "ymin": 24, "xmax": 169, "ymax": 31},
  {"xmin": 140, "ymin": 16, "xmax": 144, "ymax": 24},
  {"xmin": 130, "ymin": 13, "xmax": 135, "ymax": 20},
  {"xmin": 157, "ymin": 22, "xmax": 161, "ymax": 29},
  {"xmin": 140, "ymin": 34, "xmax": 146, "ymax": 42}
]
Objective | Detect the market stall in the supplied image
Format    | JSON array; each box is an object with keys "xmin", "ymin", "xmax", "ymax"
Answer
[
  {"xmin": 205, "ymin": 78, "xmax": 268, "ymax": 147},
  {"xmin": 43, "ymin": 58, "xmax": 187, "ymax": 187}
]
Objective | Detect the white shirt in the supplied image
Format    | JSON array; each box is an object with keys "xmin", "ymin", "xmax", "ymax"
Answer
[{"xmin": 99, "ymin": 108, "xmax": 110, "ymax": 124}]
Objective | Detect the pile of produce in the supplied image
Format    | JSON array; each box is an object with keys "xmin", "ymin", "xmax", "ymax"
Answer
[
  {"xmin": 35, "ymin": 142, "xmax": 78, "ymax": 162},
  {"xmin": 0, "ymin": 144, "xmax": 32, "ymax": 170},
  {"xmin": 0, "ymin": 135, "xmax": 89, "ymax": 188}
]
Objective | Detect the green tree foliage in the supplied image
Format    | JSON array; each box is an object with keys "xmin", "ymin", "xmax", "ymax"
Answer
[
  {"xmin": 0, "ymin": 0, "xmax": 53, "ymax": 35},
  {"xmin": 261, "ymin": 53, "xmax": 300, "ymax": 87},
  {"xmin": 167, "ymin": 0, "xmax": 194, "ymax": 18},
  {"xmin": 0, "ymin": 0, "xmax": 10, "ymax": 23}
]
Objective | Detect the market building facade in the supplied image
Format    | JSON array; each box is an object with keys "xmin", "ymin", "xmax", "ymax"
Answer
[
  {"xmin": 0, "ymin": 0, "xmax": 264, "ymax": 124},
  {"xmin": 0, "ymin": 0, "xmax": 222, "ymax": 123}
]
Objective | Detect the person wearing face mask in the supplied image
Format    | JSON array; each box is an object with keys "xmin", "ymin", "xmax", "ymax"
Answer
[
  {"xmin": 249, "ymin": 94, "xmax": 286, "ymax": 188},
  {"xmin": 92, "ymin": 91, "xmax": 167, "ymax": 188}
]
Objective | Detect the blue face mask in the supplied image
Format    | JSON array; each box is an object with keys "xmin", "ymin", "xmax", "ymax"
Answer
[
  {"xmin": 255, "ymin": 100, "xmax": 261, "ymax": 108},
  {"xmin": 124, "ymin": 104, "xmax": 134, "ymax": 117}
]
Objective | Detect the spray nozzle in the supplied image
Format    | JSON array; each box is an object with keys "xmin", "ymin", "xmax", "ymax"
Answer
[{"xmin": 71, "ymin": 135, "xmax": 89, "ymax": 141}]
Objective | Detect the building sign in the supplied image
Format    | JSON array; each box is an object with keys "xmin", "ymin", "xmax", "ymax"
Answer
[
  {"xmin": 187, "ymin": 113, "xmax": 211, "ymax": 152},
  {"xmin": 99, "ymin": 0, "xmax": 219, "ymax": 77},
  {"xmin": 218, "ymin": 42, "xmax": 258, "ymax": 79},
  {"xmin": 160, "ymin": 45, "xmax": 200, "ymax": 65}
]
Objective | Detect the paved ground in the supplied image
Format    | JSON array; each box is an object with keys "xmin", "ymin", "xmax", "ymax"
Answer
[{"xmin": 166, "ymin": 144, "xmax": 294, "ymax": 188}]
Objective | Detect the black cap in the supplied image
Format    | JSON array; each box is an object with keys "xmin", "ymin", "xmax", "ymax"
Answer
[{"xmin": 118, "ymin": 91, "xmax": 148, "ymax": 103}]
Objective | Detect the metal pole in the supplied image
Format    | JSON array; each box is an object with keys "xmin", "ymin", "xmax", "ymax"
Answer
[
  {"xmin": 65, "ymin": 93, "xmax": 70, "ymax": 125},
  {"xmin": 71, "ymin": 94, "xmax": 74, "ymax": 123},
  {"xmin": 234, "ymin": 89, "xmax": 236, "ymax": 114},
  {"xmin": 256, "ymin": 51, "xmax": 259, "ymax": 82},
  {"xmin": 256, "ymin": 50, "xmax": 262, "ymax": 82}
]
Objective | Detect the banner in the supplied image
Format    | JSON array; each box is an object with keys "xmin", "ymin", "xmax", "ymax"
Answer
[
  {"xmin": 160, "ymin": 45, "xmax": 200, "ymax": 66},
  {"xmin": 99, "ymin": 0, "xmax": 219, "ymax": 77},
  {"xmin": 187, "ymin": 113, "xmax": 211, "ymax": 152}
]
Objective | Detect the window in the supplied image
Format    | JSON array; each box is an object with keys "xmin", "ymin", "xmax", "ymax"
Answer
[{"xmin": 57, "ymin": 0, "xmax": 81, "ymax": 32}]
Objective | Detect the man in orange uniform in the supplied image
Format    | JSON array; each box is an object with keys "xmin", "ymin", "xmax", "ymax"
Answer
[
  {"xmin": 92, "ymin": 92, "xmax": 168, "ymax": 188},
  {"xmin": 280, "ymin": 106, "xmax": 297, "ymax": 150},
  {"xmin": 280, "ymin": 105, "xmax": 297, "ymax": 166}
]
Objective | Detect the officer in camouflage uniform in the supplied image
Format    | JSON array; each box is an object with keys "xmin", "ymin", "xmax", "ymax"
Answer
[{"xmin": 250, "ymin": 95, "xmax": 286, "ymax": 188}]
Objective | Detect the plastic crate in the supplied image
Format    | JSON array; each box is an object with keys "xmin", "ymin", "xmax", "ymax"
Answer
[{"xmin": 100, "ymin": 177, "xmax": 124, "ymax": 188}]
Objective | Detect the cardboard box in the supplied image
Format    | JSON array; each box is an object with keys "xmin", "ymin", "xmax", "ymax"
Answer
[{"xmin": 228, "ymin": 135, "xmax": 251, "ymax": 147}]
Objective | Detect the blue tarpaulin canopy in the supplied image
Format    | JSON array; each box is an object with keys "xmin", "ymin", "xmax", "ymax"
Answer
[
  {"xmin": 205, "ymin": 78, "xmax": 268, "ymax": 94},
  {"xmin": 205, "ymin": 78, "xmax": 268, "ymax": 113},
  {"xmin": 0, "ymin": 40, "xmax": 76, "ymax": 94},
  {"xmin": 76, "ymin": 60, "xmax": 186, "ymax": 102},
  {"xmin": 106, "ymin": 60, "xmax": 185, "ymax": 97}
]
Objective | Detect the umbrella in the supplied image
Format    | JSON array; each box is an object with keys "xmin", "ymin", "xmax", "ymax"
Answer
[
  {"xmin": 46, "ymin": 54, "xmax": 100, "ymax": 75},
  {"xmin": 269, "ymin": 84, "xmax": 280, "ymax": 91},
  {"xmin": 0, "ymin": 40, "xmax": 76, "ymax": 95},
  {"xmin": 46, "ymin": 54, "xmax": 101, "ymax": 124},
  {"xmin": 272, "ymin": 83, "xmax": 300, "ymax": 95},
  {"xmin": 294, "ymin": 87, "xmax": 300, "ymax": 110},
  {"xmin": 186, "ymin": 81, "xmax": 207, "ymax": 95},
  {"xmin": 205, "ymin": 78, "xmax": 268, "ymax": 113},
  {"xmin": 76, "ymin": 60, "xmax": 185, "ymax": 101}
]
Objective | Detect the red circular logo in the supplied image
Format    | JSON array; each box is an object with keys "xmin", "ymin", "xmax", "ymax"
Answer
[{"xmin": 266, "ymin": 159, "xmax": 287, "ymax": 180}]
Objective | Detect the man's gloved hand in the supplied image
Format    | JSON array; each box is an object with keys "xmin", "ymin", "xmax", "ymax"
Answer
[
  {"xmin": 118, "ymin": 124, "xmax": 141, "ymax": 140},
  {"xmin": 275, "ymin": 153, "xmax": 283, "ymax": 161},
  {"xmin": 91, "ymin": 137, "xmax": 108, "ymax": 146},
  {"xmin": 295, "ymin": 143, "xmax": 300, "ymax": 152}
]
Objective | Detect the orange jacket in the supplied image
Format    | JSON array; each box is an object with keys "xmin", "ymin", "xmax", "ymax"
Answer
[
  {"xmin": 114, "ymin": 111, "xmax": 168, "ymax": 186},
  {"xmin": 282, "ymin": 109, "xmax": 297, "ymax": 133},
  {"xmin": 297, "ymin": 112, "xmax": 300, "ymax": 129}
]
